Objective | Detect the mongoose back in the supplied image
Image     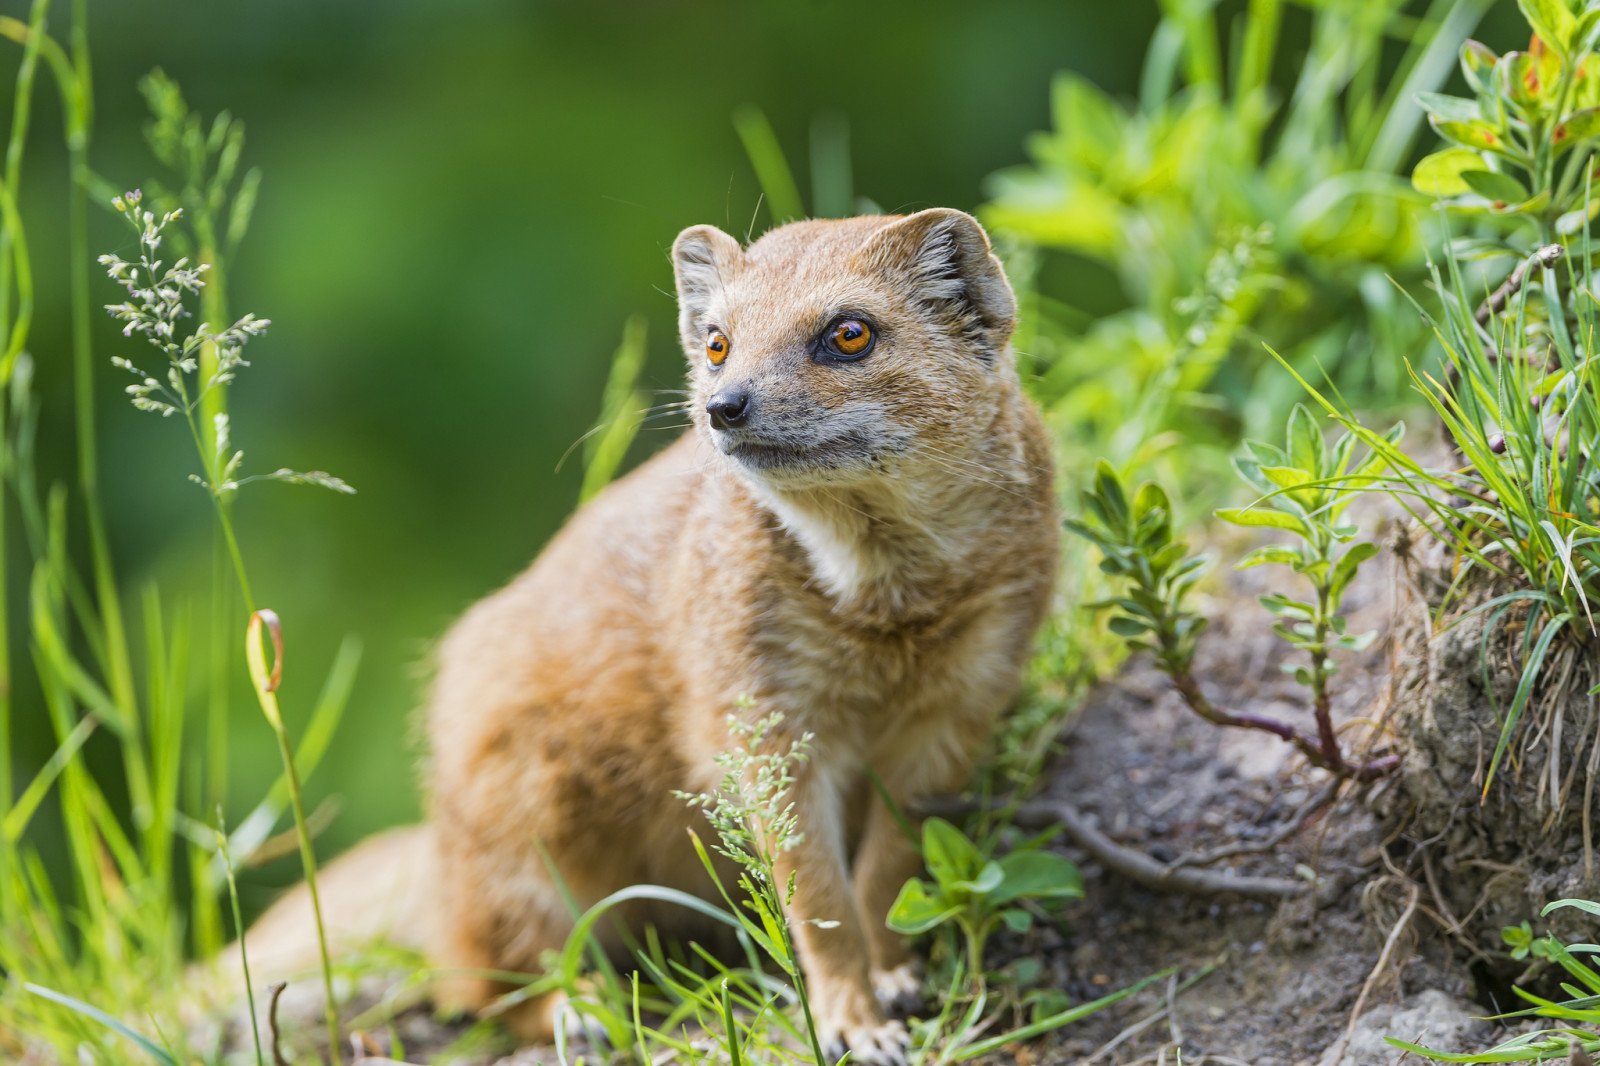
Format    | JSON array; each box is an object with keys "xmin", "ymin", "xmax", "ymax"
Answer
[{"xmin": 247, "ymin": 208, "xmax": 1058, "ymax": 1065}]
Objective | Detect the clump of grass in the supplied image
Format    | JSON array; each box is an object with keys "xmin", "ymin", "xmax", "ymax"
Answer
[
  {"xmin": 0, "ymin": 12, "xmax": 360, "ymax": 1056},
  {"xmin": 1290, "ymin": 10, "xmax": 1600, "ymax": 804}
]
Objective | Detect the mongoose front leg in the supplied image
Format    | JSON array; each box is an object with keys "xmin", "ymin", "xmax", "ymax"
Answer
[
  {"xmin": 775, "ymin": 770, "xmax": 910, "ymax": 1066},
  {"xmin": 851, "ymin": 794, "xmax": 924, "ymax": 1015}
]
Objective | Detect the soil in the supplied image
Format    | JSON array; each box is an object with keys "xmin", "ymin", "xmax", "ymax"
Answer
[{"xmin": 221, "ymin": 525, "xmax": 1594, "ymax": 1066}]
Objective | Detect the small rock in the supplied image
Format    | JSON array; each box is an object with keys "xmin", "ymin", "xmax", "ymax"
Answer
[{"xmin": 1317, "ymin": 990, "xmax": 1490, "ymax": 1066}]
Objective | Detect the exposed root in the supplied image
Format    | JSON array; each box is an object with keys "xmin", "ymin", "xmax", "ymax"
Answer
[
  {"xmin": 1326, "ymin": 878, "xmax": 1419, "ymax": 1065},
  {"xmin": 1167, "ymin": 778, "xmax": 1343, "ymax": 870},
  {"xmin": 1009, "ymin": 799, "xmax": 1308, "ymax": 901}
]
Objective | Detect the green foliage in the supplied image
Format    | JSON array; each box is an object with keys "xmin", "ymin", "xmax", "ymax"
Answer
[
  {"xmin": 1219, "ymin": 403, "xmax": 1397, "ymax": 697},
  {"xmin": 1413, "ymin": 15, "xmax": 1600, "ymax": 239},
  {"xmin": 988, "ymin": 0, "xmax": 1485, "ymax": 487},
  {"xmin": 1294, "ymin": 0, "xmax": 1600, "ymax": 802},
  {"xmin": 887, "ymin": 817, "xmax": 1082, "ymax": 992},
  {"xmin": 1064, "ymin": 459, "xmax": 1209, "ymax": 677},
  {"xmin": 1389, "ymin": 899, "xmax": 1600, "ymax": 1061},
  {"xmin": 1067, "ymin": 437, "xmax": 1395, "ymax": 780}
]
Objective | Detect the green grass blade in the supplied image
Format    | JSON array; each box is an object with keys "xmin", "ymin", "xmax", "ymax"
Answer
[
  {"xmin": 25, "ymin": 984, "xmax": 181, "ymax": 1066},
  {"xmin": 733, "ymin": 104, "xmax": 804, "ymax": 227}
]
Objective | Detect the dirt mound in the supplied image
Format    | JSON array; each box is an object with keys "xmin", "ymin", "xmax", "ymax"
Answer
[{"xmin": 1379, "ymin": 537, "xmax": 1600, "ymax": 1007}]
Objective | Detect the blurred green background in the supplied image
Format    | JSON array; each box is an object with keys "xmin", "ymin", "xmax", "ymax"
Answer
[{"xmin": 13, "ymin": 0, "xmax": 1529, "ymax": 913}]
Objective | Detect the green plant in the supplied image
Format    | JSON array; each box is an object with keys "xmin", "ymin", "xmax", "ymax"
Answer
[
  {"xmin": 986, "ymin": 0, "xmax": 1485, "ymax": 481},
  {"xmin": 0, "ymin": 26, "xmax": 360, "ymax": 1059},
  {"xmin": 1389, "ymin": 898, "xmax": 1600, "ymax": 1061},
  {"xmin": 886, "ymin": 817, "xmax": 1082, "ymax": 994},
  {"xmin": 1217, "ymin": 402, "xmax": 1403, "ymax": 777},
  {"xmin": 1412, "ymin": 8, "xmax": 1600, "ymax": 245},
  {"xmin": 1284, "ymin": 0, "xmax": 1600, "ymax": 803},
  {"xmin": 1066, "ymin": 408, "xmax": 1398, "ymax": 780}
]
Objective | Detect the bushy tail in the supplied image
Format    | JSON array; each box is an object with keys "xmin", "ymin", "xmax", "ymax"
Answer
[{"xmin": 217, "ymin": 823, "xmax": 434, "ymax": 992}]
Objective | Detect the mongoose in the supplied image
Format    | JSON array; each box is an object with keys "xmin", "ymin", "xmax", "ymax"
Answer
[{"xmin": 244, "ymin": 208, "xmax": 1058, "ymax": 1065}]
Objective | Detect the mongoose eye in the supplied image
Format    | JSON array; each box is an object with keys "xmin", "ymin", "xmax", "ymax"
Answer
[
  {"xmin": 824, "ymin": 318, "xmax": 874, "ymax": 360},
  {"xmin": 706, "ymin": 329, "xmax": 730, "ymax": 367}
]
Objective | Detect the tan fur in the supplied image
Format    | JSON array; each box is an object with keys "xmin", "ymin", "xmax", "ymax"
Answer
[{"xmin": 246, "ymin": 210, "xmax": 1057, "ymax": 1064}]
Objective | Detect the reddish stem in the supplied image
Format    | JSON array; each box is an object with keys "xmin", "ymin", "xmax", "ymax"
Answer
[{"xmin": 1168, "ymin": 668, "xmax": 1393, "ymax": 782}]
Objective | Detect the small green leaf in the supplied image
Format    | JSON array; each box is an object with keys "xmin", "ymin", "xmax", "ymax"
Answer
[
  {"xmin": 886, "ymin": 878, "xmax": 962, "ymax": 934},
  {"xmin": 1329, "ymin": 541, "xmax": 1380, "ymax": 603},
  {"xmin": 992, "ymin": 850, "xmax": 1085, "ymax": 904},
  {"xmin": 1517, "ymin": 0, "xmax": 1577, "ymax": 56},
  {"xmin": 1460, "ymin": 169, "xmax": 1531, "ymax": 204},
  {"xmin": 1554, "ymin": 108, "xmax": 1600, "ymax": 154},
  {"xmin": 923, "ymin": 817, "xmax": 985, "ymax": 887},
  {"xmin": 1415, "ymin": 91, "xmax": 1481, "ymax": 124},
  {"xmin": 1108, "ymin": 616, "xmax": 1151, "ymax": 638},
  {"xmin": 1431, "ymin": 118, "xmax": 1511, "ymax": 156},
  {"xmin": 1556, "ymin": 200, "xmax": 1599, "ymax": 235},
  {"xmin": 1092, "ymin": 459, "xmax": 1130, "ymax": 536},
  {"xmin": 1215, "ymin": 507, "xmax": 1305, "ymax": 533},
  {"xmin": 952, "ymin": 861, "xmax": 1005, "ymax": 896},
  {"xmin": 1259, "ymin": 593, "xmax": 1315, "ymax": 620},
  {"xmin": 1285, "ymin": 404, "xmax": 1325, "ymax": 477},
  {"xmin": 1001, "ymin": 907, "xmax": 1034, "ymax": 934},
  {"xmin": 1236, "ymin": 545, "xmax": 1301, "ymax": 570},
  {"xmin": 1131, "ymin": 481, "xmax": 1171, "ymax": 524},
  {"xmin": 1259, "ymin": 465, "xmax": 1314, "ymax": 490}
]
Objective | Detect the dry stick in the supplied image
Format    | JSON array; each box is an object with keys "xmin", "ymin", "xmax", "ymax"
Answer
[
  {"xmin": 266, "ymin": 982, "xmax": 290, "ymax": 1066},
  {"xmin": 1008, "ymin": 799, "xmax": 1307, "ymax": 900},
  {"xmin": 1442, "ymin": 244, "xmax": 1567, "ymax": 471},
  {"xmin": 1327, "ymin": 882, "xmax": 1420, "ymax": 1066},
  {"xmin": 915, "ymin": 795, "xmax": 1311, "ymax": 899},
  {"xmin": 1475, "ymin": 245, "xmax": 1566, "ymax": 328}
]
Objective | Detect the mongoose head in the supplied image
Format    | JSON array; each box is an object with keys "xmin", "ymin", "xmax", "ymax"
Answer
[{"xmin": 670, "ymin": 209, "xmax": 1019, "ymax": 490}]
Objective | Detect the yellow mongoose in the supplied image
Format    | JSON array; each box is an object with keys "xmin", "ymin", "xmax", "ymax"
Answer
[{"xmin": 244, "ymin": 209, "xmax": 1058, "ymax": 1065}]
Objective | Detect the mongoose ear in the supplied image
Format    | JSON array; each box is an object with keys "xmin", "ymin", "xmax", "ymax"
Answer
[
  {"xmin": 861, "ymin": 208, "xmax": 1017, "ymax": 358},
  {"xmin": 671, "ymin": 225, "xmax": 743, "ymax": 349}
]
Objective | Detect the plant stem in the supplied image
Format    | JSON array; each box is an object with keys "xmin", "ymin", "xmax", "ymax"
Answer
[
  {"xmin": 247, "ymin": 611, "xmax": 339, "ymax": 1065},
  {"xmin": 1166, "ymin": 661, "xmax": 1395, "ymax": 780}
]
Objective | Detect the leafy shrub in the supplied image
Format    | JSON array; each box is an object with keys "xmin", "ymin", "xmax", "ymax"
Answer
[{"xmin": 1066, "ymin": 402, "xmax": 1396, "ymax": 780}]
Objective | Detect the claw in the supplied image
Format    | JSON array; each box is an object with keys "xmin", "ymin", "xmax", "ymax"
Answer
[
  {"xmin": 821, "ymin": 1017, "xmax": 910, "ymax": 1066},
  {"xmin": 872, "ymin": 963, "xmax": 923, "ymax": 1017}
]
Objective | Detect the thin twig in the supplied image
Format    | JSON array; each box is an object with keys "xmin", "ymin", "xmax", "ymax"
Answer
[
  {"xmin": 1327, "ymin": 882, "xmax": 1420, "ymax": 1065},
  {"xmin": 1170, "ymin": 670, "xmax": 1398, "ymax": 781},
  {"xmin": 266, "ymin": 981, "xmax": 290, "ymax": 1066},
  {"xmin": 1168, "ymin": 778, "xmax": 1343, "ymax": 869},
  {"xmin": 1474, "ymin": 245, "xmax": 1564, "ymax": 327}
]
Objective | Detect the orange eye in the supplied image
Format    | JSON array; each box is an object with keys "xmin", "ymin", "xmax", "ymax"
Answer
[
  {"xmin": 706, "ymin": 330, "xmax": 730, "ymax": 366},
  {"xmin": 830, "ymin": 319, "xmax": 872, "ymax": 357}
]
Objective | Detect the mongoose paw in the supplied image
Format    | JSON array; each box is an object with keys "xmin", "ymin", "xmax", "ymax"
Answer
[
  {"xmin": 872, "ymin": 963, "xmax": 923, "ymax": 1017},
  {"xmin": 821, "ymin": 1016, "xmax": 910, "ymax": 1066}
]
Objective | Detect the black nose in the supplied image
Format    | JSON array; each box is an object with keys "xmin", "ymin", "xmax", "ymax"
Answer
[{"xmin": 707, "ymin": 389, "xmax": 750, "ymax": 430}]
